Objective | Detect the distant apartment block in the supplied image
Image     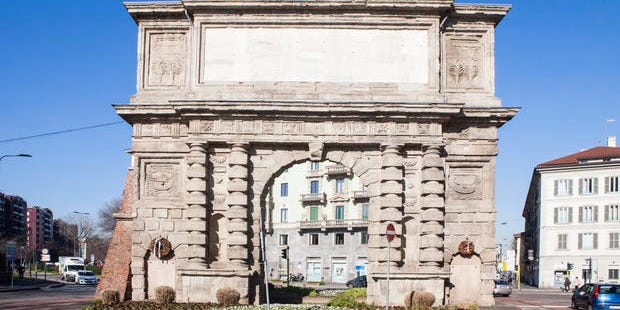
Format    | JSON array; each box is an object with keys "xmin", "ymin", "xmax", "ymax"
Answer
[
  {"xmin": 0, "ymin": 193, "xmax": 27, "ymax": 242},
  {"xmin": 522, "ymin": 138, "xmax": 620, "ymax": 288},
  {"xmin": 265, "ymin": 161, "xmax": 369, "ymax": 283},
  {"xmin": 27, "ymin": 206, "xmax": 54, "ymax": 251}
]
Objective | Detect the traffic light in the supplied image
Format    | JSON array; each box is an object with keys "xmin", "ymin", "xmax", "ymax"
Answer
[
  {"xmin": 280, "ymin": 248, "xmax": 288, "ymax": 259},
  {"xmin": 567, "ymin": 263, "xmax": 573, "ymax": 270}
]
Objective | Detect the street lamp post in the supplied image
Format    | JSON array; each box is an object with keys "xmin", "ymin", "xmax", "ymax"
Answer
[
  {"xmin": 0, "ymin": 154, "xmax": 32, "ymax": 163},
  {"xmin": 73, "ymin": 211, "xmax": 89, "ymax": 258}
]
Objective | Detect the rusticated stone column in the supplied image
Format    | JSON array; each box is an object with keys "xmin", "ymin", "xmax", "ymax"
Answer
[
  {"xmin": 419, "ymin": 145, "xmax": 445, "ymax": 270},
  {"xmin": 379, "ymin": 144, "xmax": 404, "ymax": 265},
  {"xmin": 185, "ymin": 142, "xmax": 208, "ymax": 269},
  {"xmin": 226, "ymin": 143, "xmax": 249, "ymax": 269}
]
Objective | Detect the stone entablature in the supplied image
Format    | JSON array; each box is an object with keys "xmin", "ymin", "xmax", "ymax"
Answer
[{"xmin": 101, "ymin": 0, "xmax": 517, "ymax": 307}]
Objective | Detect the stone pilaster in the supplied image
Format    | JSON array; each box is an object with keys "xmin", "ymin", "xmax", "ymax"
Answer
[
  {"xmin": 226, "ymin": 143, "xmax": 249, "ymax": 269},
  {"xmin": 419, "ymin": 145, "xmax": 445, "ymax": 270},
  {"xmin": 185, "ymin": 142, "xmax": 209, "ymax": 269},
  {"xmin": 379, "ymin": 144, "xmax": 404, "ymax": 265}
]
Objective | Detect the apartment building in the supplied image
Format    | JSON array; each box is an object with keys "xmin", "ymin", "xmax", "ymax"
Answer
[
  {"xmin": 265, "ymin": 160, "xmax": 369, "ymax": 283},
  {"xmin": 522, "ymin": 139, "xmax": 620, "ymax": 288},
  {"xmin": 0, "ymin": 193, "xmax": 27, "ymax": 242},
  {"xmin": 26, "ymin": 206, "xmax": 54, "ymax": 251}
]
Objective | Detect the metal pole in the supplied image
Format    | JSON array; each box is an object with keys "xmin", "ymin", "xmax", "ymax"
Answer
[
  {"xmin": 259, "ymin": 217, "xmax": 270, "ymax": 310},
  {"xmin": 386, "ymin": 240, "xmax": 390, "ymax": 310}
]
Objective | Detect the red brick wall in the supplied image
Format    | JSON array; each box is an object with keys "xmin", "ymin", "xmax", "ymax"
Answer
[{"xmin": 95, "ymin": 169, "xmax": 135, "ymax": 301}]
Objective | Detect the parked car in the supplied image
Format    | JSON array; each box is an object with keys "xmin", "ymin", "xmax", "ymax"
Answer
[
  {"xmin": 346, "ymin": 275, "xmax": 367, "ymax": 288},
  {"xmin": 571, "ymin": 283, "xmax": 620, "ymax": 310},
  {"xmin": 493, "ymin": 279, "xmax": 513, "ymax": 297},
  {"xmin": 75, "ymin": 270, "xmax": 99, "ymax": 285}
]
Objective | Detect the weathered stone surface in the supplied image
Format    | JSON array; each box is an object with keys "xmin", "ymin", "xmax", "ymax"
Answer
[
  {"xmin": 421, "ymin": 208, "xmax": 444, "ymax": 221},
  {"xmin": 419, "ymin": 234, "xmax": 444, "ymax": 248},
  {"xmin": 422, "ymin": 167, "xmax": 444, "ymax": 181},
  {"xmin": 227, "ymin": 165, "xmax": 248, "ymax": 179}
]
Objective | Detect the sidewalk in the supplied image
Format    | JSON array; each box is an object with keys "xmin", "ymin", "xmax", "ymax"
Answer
[{"xmin": 0, "ymin": 275, "xmax": 64, "ymax": 292}]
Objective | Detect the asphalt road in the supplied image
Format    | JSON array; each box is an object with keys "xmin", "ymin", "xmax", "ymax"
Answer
[
  {"xmin": 0, "ymin": 282, "xmax": 96, "ymax": 310},
  {"xmin": 492, "ymin": 287, "xmax": 574, "ymax": 309}
]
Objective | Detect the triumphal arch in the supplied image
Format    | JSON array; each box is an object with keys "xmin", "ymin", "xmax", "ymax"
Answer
[{"xmin": 100, "ymin": 0, "xmax": 516, "ymax": 307}]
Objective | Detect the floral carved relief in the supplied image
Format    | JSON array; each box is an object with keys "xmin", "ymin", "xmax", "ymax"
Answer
[
  {"xmin": 147, "ymin": 33, "xmax": 186, "ymax": 87},
  {"xmin": 445, "ymin": 37, "xmax": 484, "ymax": 89}
]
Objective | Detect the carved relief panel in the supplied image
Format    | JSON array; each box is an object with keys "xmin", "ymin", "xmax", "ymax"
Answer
[
  {"xmin": 447, "ymin": 167, "xmax": 483, "ymax": 200},
  {"xmin": 144, "ymin": 31, "xmax": 188, "ymax": 88},
  {"xmin": 443, "ymin": 34, "xmax": 486, "ymax": 91},
  {"xmin": 142, "ymin": 163, "xmax": 181, "ymax": 200}
]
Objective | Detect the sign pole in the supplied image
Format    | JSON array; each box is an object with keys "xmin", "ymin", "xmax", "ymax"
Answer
[
  {"xmin": 386, "ymin": 239, "xmax": 390, "ymax": 310},
  {"xmin": 259, "ymin": 217, "xmax": 270, "ymax": 310}
]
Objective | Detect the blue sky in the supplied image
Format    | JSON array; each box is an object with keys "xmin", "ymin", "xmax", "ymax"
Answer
[{"xmin": 0, "ymin": 1, "xmax": 618, "ymax": 245}]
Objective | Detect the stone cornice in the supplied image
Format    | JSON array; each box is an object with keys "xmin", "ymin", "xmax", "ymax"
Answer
[
  {"xmin": 459, "ymin": 107, "xmax": 519, "ymax": 127},
  {"xmin": 452, "ymin": 3, "xmax": 511, "ymax": 25}
]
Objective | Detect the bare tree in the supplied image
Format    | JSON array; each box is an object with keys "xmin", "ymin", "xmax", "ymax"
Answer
[{"xmin": 98, "ymin": 198, "xmax": 122, "ymax": 237}]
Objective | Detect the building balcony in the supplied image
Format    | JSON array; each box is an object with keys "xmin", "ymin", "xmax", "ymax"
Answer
[
  {"xmin": 301, "ymin": 193, "xmax": 325, "ymax": 203},
  {"xmin": 325, "ymin": 165, "xmax": 351, "ymax": 177},
  {"xmin": 298, "ymin": 218, "xmax": 369, "ymax": 231},
  {"xmin": 351, "ymin": 190, "xmax": 370, "ymax": 200}
]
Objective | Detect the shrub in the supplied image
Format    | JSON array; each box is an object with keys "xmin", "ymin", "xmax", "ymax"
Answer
[
  {"xmin": 216, "ymin": 287, "xmax": 241, "ymax": 306},
  {"xmin": 413, "ymin": 290, "xmax": 436, "ymax": 309},
  {"xmin": 404, "ymin": 290, "xmax": 415, "ymax": 310},
  {"xmin": 155, "ymin": 286, "xmax": 176, "ymax": 304},
  {"xmin": 327, "ymin": 289, "xmax": 373, "ymax": 309},
  {"xmin": 101, "ymin": 289, "xmax": 120, "ymax": 305}
]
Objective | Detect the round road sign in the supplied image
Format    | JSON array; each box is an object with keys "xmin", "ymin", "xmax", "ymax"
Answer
[
  {"xmin": 386, "ymin": 223, "xmax": 396, "ymax": 242},
  {"xmin": 41, "ymin": 248, "xmax": 49, "ymax": 254}
]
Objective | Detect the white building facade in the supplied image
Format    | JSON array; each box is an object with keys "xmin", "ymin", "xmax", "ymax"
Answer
[
  {"xmin": 522, "ymin": 142, "xmax": 620, "ymax": 288},
  {"xmin": 265, "ymin": 160, "xmax": 369, "ymax": 283}
]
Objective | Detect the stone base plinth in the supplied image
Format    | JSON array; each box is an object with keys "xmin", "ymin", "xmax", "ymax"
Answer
[
  {"xmin": 368, "ymin": 272, "xmax": 450, "ymax": 307},
  {"xmin": 179, "ymin": 269, "xmax": 254, "ymax": 304}
]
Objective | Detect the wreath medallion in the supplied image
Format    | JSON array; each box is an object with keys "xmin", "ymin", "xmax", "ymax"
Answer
[
  {"xmin": 150, "ymin": 237, "xmax": 173, "ymax": 259},
  {"xmin": 458, "ymin": 240, "xmax": 475, "ymax": 257}
]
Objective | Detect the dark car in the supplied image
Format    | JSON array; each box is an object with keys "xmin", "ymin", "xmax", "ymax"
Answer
[
  {"xmin": 571, "ymin": 283, "xmax": 620, "ymax": 310},
  {"xmin": 493, "ymin": 279, "xmax": 513, "ymax": 297},
  {"xmin": 346, "ymin": 275, "xmax": 367, "ymax": 288}
]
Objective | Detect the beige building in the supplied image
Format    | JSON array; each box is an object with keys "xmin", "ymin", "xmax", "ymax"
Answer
[{"xmin": 99, "ymin": 0, "xmax": 517, "ymax": 307}]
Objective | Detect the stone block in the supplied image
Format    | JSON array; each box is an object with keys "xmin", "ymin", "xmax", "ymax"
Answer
[
  {"xmin": 421, "ymin": 208, "xmax": 444, "ymax": 221},
  {"xmin": 227, "ymin": 233, "xmax": 248, "ymax": 245},
  {"xmin": 422, "ymin": 167, "xmax": 444, "ymax": 181},
  {"xmin": 381, "ymin": 152, "xmax": 402, "ymax": 167},
  {"xmin": 381, "ymin": 167, "xmax": 403, "ymax": 180},
  {"xmin": 378, "ymin": 208, "xmax": 403, "ymax": 222},
  {"xmin": 185, "ymin": 205, "xmax": 206, "ymax": 218},
  {"xmin": 184, "ymin": 219, "xmax": 206, "ymax": 231},
  {"xmin": 381, "ymin": 194, "xmax": 402, "ymax": 208},
  {"xmin": 227, "ymin": 220, "xmax": 248, "ymax": 232},
  {"xmin": 419, "ymin": 248, "xmax": 444, "ymax": 262},
  {"xmin": 373, "ymin": 247, "xmax": 402, "ymax": 261},
  {"xmin": 227, "ymin": 246, "xmax": 249, "ymax": 260},
  {"xmin": 227, "ymin": 178, "xmax": 248, "ymax": 192},
  {"xmin": 186, "ymin": 178, "xmax": 206, "ymax": 192},
  {"xmin": 422, "ymin": 157, "xmax": 443, "ymax": 168},
  {"xmin": 475, "ymin": 212, "xmax": 494, "ymax": 223},
  {"xmin": 325, "ymin": 150, "xmax": 344, "ymax": 164},
  {"xmin": 420, "ymin": 222, "xmax": 444, "ymax": 235},
  {"xmin": 444, "ymin": 212, "xmax": 458, "ymax": 222},
  {"xmin": 381, "ymin": 181, "xmax": 403, "ymax": 194},
  {"xmin": 185, "ymin": 232, "xmax": 206, "ymax": 245},
  {"xmin": 187, "ymin": 164, "xmax": 206, "ymax": 178},
  {"xmin": 137, "ymin": 208, "xmax": 153, "ymax": 218},
  {"xmin": 340, "ymin": 151, "xmax": 361, "ymax": 169},
  {"xmin": 226, "ymin": 205, "xmax": 248, "ymax": 219},
  {"xmin": 132, "ymin": 219, "xmax": 145, "ymax": 231},
  {"xmin": 420, "ymin": 196, "xmax": 444, "ymax": 209},
  {"xmin": 291, "ymin": 149, "xmax": 307, "ymax": 162},
  {"xmin": 227, "ymin": 165, "xmax": 248, "ymax": 179},
  {"xmin": 273, "ymin": 150, "xmax": 294, "ymax": 167},
  {"xmin": 228, "ymin": 150, "xmax": 248, "ymax": 165},
  {"xmin": 422, "ymin": 181, "xmax": 444, "ymax": 195},
  {"xmin": 145, "ymin": 220, "xmax": 159, "ymax": 231},
  {"xmin": 161, "ymin": 220, "xmax": 175, "ymax": 231},
  {"xmin": 154, "ymin": 208, "xmax": 168, "ymax": 218},
  {"xmin": 186, "ymin": 192, "xmax": 206, "ymax": 205},
  {"xmin": 226, "ymin": 192, "xmax": 248, "ymax": 206},
  {"xmin": 419, "ymin": 234, "xmax": 443, "ymax": 248}
]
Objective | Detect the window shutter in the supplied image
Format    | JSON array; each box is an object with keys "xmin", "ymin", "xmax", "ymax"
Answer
[
  {"xmin": 593, "ymin": 233, "xmax": 598, "ymax": 249},
  {"xmin": 554, "ymin": 208, "xmax": 558, "ymax": 224},
  {"xmin": 605, "ymin": 205, "xmax": 609, "ymax": 222},
  {"xmin": 578, "ymin": 233, "xmax": 583, "ymax": 249},
  {"xmin": 594, "ymin": 178, "xmax": 599, "ymax": 194},
  {"xmin": 579, "ymin": 179, "xmax": 583, "ymax": 194},
  {"xmin": 606, "ymin": 177, "xmax": 610, "ymax": 193},
  {"xmin": 569, "ymin": 179, "xmax": 573, "ymax": 195},
  {"xmin": 554, "ymin": 180, "xmax": 558, "ymax": 196},
  {"xmin": 569, "ymin": 207, "xmax": 573, "ymax": 223},
  {"xmin": 594, "ymin": 206, "xmax": 599, "ymax": 222},
  {"xmin": 579, "ymin": 207, "xmax": 583, "ymax": 223}
]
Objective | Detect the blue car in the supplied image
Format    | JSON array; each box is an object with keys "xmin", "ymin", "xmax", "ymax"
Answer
[{"xmin": 571, "ymin": 283, "xmax": 620, "ymax": 310}]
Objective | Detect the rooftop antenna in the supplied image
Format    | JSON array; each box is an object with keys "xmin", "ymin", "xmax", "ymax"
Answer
[{"xmin": 606, "ymin": 118, "xmax": 616, "ymax": 146}]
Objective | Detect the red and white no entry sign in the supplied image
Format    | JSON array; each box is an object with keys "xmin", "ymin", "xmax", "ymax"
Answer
[{"xmin": 386, "ymin": 223, "xmax": 396, "ymax": 242}]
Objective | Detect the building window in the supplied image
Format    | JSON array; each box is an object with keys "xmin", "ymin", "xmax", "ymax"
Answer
[
  {"xmin": 335, "ymin": 178, "xmax": 345, "ymax": 193},
  {"xmin": 362, "ymin": 204, "xmax": 369, "ymax": 220},
  {"xmin": 606, "ymin": 205, "xmax": 620, "ymax": 222},
  {"xmin": 280, "ymin": 183, "xmax": 288, "ymax": 197},
  {"xmin": 558, "ymin": 234, "xmax": 567, "ymax": 250},
  {"xmin": 280, "ymin": 208, "xmax": 288, "ymax": 223},
  {"xmin": 310, "ymin": 207, "xmax": 319, "ymax": 221},
  {"xmin": 335, "ymin": 206, "xmax": 344, "ymax": 220},
  {"xmin": 279, "ymin": 234, "xmax": 288, "ymax": 246},
  {"xmin": 309, "ymin": 234, "xmax": 319, "ymax": 245},
  {"xmin": 609, "ymin": 269, "xmax": 619, "ymax": 280},
  {"xmin": 606, "ymin": 176, "xmax": 619, "ymax": 193},
  {"xmin": 311, "ymin": 161, "xmax": 320, "ymax": 171},
  {"xmin": 310, "ymin": 180, "xmax": 320, "ymax": 194},
  {"xmin": 554, "ymin": 179, "xmax": 573, "ymax": 196},
  {"xmin": 335, "ymin": 233, "xmax": 344, "ymax": 245},
  {"xmin": 610, "ymin": 233, "xmax": 620, "ymax": 249},
  {"xmin": 579, "ymin": 206, "xmax": 598, "ymax": 223},
  {"xmin": 579, "ymin": 178, "xmax": 598, "ymax": 195},
  {"xmin": 578, "ymin": 232, "xmax": 598, "ymax": 249},
  {"xmin": 361, "ymin": 231, "xmax": 368, "ymax": 244},
  {"xmin": 554, "ymin": 207, "xmax": 572, "ymax": 224}
]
